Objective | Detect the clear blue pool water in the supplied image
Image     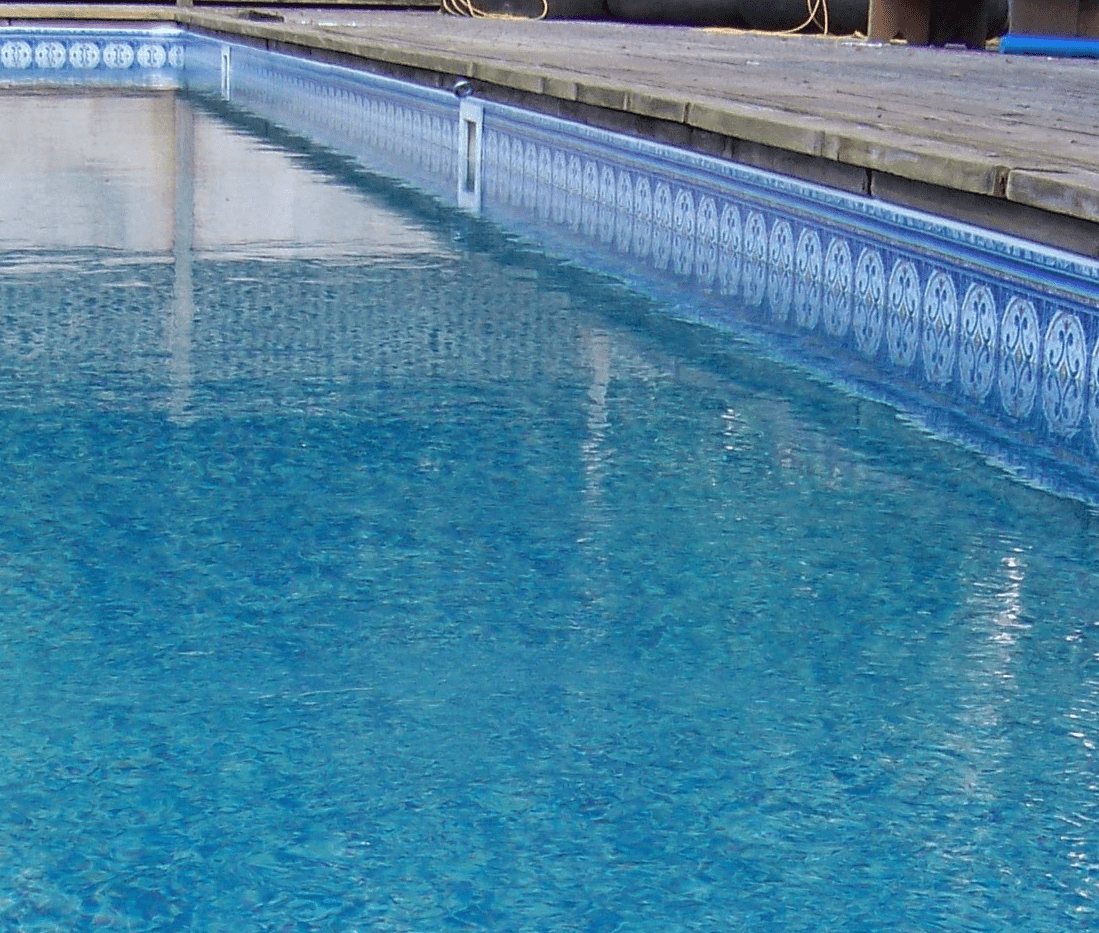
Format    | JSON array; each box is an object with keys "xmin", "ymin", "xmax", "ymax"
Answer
[{"xmin": 3, "ymin": 92, "xmax": 1099, "ymax": 932}]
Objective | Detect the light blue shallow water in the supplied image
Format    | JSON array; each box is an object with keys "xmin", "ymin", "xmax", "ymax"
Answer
[{"xmin": 3, "ymin": 93, "xmax": 1099, "ymax": 932}]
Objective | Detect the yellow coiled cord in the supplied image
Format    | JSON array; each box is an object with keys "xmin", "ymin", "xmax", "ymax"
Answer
[
  {"xmin": 441, "ymin": 0, "xmax": 829, "ymax": 33},
  {"xmin": 441, "ymin": 0, "xmax": 550, "ymax": 19}
]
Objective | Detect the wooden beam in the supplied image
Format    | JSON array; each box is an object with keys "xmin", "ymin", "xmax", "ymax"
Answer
[
  {"xmin": 1078, "ymin": 0, "xmax": 1099, "ymax": 36},
  {"xmin": 868, "ymin": 0, "xmax": 931, "ymax": 43},
  {"xmin": 1009, "ymin": 0, "xmax": 1080, "ymax": 36}
]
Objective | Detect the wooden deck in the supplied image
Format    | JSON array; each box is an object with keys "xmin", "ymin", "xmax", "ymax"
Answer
[{"xmin": 2, "ymin": 5, "xmax": 1097, "ymax": 256}]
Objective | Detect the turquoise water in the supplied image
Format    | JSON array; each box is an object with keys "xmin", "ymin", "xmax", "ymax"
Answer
[{"xmin": 3, "ymin": 94, "xmax": 1099, "ymax": 932}]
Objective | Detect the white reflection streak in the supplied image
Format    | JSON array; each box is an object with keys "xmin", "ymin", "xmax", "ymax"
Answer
[
  {"xmin": 946, "ymin": 546, "xmax": 1029, "ymax": 806},
  {"xmin": 169, "ymin": 95, "xmax": 195, "ymax": 423},
  {"xmin": 720, "ymin": 406, "xmax": 740, "ymax": 450},
  {"xmin": 581, "ymin": 328, "xmax": 611, "ymax": 512},
  {"xmin": 991, "ymin": 553, "xmax": 1028, "ymax": 654},
  {"xmin": 970, "ymin": 550, "xmax": 1028, "ymax": 704},
  {"xmin": 576, "ymin": 327, "xmax": 612, "ymax": 619}
]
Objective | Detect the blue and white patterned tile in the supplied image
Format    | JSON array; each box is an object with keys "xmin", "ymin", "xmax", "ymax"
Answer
[
  {"xmin": 999, "ymin": 296, "xmax": 1041, "ymax": 421},
  {"xmin": 958, "ymin": 283, "xmax": 997, "ymax": 403},
  {"xmin": 565, "ymin": 156, "xmax": 584, "ymax": 230},
  {"xmin": 536, "ymin": 146, "xmax": 553, "ymax": 221},
  {"xmin": 598, "ymin": 164, "xmax": 617, "ymax": 245},
  {"xmin": 694, "ymin": 196, "xmax": 719, "ymax": 287},
  {"xmin": 743, "ymin": 211, "xmax": 768, "ymax": 308},
  {"xmin": 1089, "ymin": 341, "xmax": 1099, "ymax": 455},
  {"xmin": 0, "ymin": 40, "xmax": 32, "ymax": 69},
  {"xmin": 551, "ymin": 150, "xmax": 568, "ymax": 226},
  {"xmin": 887, "ymin": 258, "xmax": 921, "ymax": 370},
  {"xmin": 853, "ymin": 248, "xmax": 886, "ymax": 359},
  {"xmin": 566, "ymin": 154, "xmax": 583, "ymax": 196},
  {"xmin": 580, "ymin": 159, "xmax": 600, "ymax": 236},
  {"xmin": 922, "ymin": 270, "xmax": 958, "ymax": 387},
  {"xmin": 672, "ymin": 188, "xmax": 696, "ymax": 277},
  {"xmin": 68, "ymin": 41, "xmax": 101, "ymax": 69},
  {"xmin": 822, "ymin": 236, "xmax": 853, "ymax": 338},
  {"xmin": 35, "ymin": 40, "xmax": 69, "ymax": 69},
  {"xmin": 537, "ymin": 141, "xmax": 553, "ymax": 186},
  {"xmin": 793, "ymin": 228, "xmax": 823, "ymax": 332},
  {"xmin": 648, "ymin": 181, "xmax": 672, "ymax": 271},
  {"xmin": 633, "ymin": 175, "xmax": 653, "ymax": 261},
  {"xmin": 614, "ymin": 170, "xmax": 634, "ymax": 254},
  {"xmin": 522, "ymin": 141, "xmax": 539, "ymax": 211},
  {"xmin": 1042, "ymin": 309, "xmax": 1087, "ymax": 438},
  {"xmin": 767, "ymin": 219, "xmax": 795, "ymax": 322},
  {"xmin": 717, "ymin": 203, "xmax": 743, "ymax": 298}
]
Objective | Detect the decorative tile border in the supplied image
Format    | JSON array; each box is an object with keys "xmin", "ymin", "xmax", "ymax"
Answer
[
  {"xmin": 478, "ymin": 103, "xmax": 1099, "ymax": 499},
  {"xmin": 0, "ymin": 28, "xmax": 184, "ymax": 85}
]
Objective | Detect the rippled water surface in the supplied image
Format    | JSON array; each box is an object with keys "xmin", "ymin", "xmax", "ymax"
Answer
[{"xmin": 2, "ymin": 92, "xmax": 1099, "ymax": 933}]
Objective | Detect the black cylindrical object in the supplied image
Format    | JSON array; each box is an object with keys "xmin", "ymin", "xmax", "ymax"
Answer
[
  {"xmin": 607, "ymin": 0, "xmax": 868, "ymax": 33},
  {"xmin": 446, "ymin": 0, "xmax": 607, "ymax": 17},
  {"xmin": 928, "ymin": 1, "xmax": 1009, "ymax": 47},
  {"xmin": 606, "ymin": 1, "xmax": 1008, "ymax": 37},
  {"xmin": 738, "ymin": 0, "xmax": 867, "ymax": 33},
  {"xmin": 605, "ymin": 0, "xmax": 748, "ymax": 26}
]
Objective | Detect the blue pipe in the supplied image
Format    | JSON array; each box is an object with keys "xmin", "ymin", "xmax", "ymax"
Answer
[{"xmin": 1000, "ymin": 34, "xmax": 1099, "ymax": 57}]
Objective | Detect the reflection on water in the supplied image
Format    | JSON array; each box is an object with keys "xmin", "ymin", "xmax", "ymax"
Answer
[{"xmin": 1, "ymin": 92, "xmax": 1099, "ymax": 933}]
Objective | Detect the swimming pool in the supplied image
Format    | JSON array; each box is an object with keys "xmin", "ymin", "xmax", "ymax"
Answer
[{"xmin": 2, "ymin": 28, "xmax": 1099, "ymax": 933}]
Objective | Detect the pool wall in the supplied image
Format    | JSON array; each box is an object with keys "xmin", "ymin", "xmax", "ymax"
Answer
[
  {"xmin": 474, "ymin": 100, "xmax": 1099, "ymax": 500},
  {"xmin": 3, "ymin": 25, "xmax": 1099, "ymax": 501},
  {"xmin": 184, "ymin": 31, "xmax": 461, "ymax": 204}
]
